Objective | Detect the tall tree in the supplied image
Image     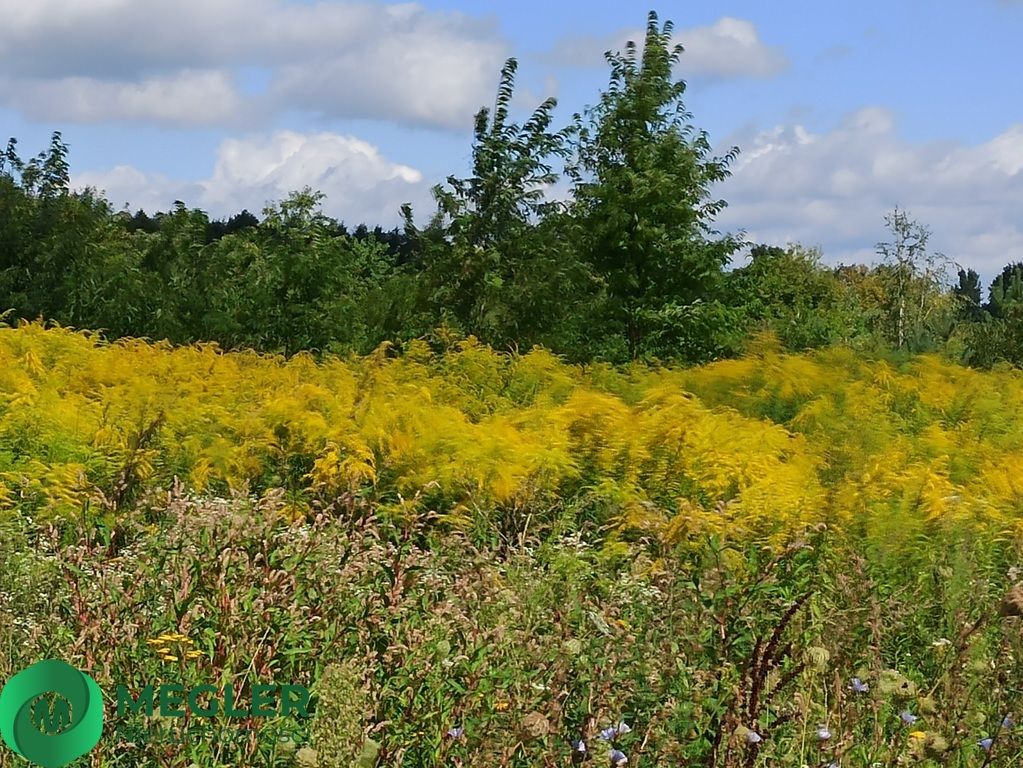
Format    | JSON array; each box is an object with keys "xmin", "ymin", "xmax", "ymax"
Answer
[
  {"xmin": 413, "ymin": 58, "xmax": 577, "ymax": 347},
  {"xmin": 566, "ymin": 11, "xmax": 742, "ymax": 362},
  {"xmin": 953, "ymin": 267, "xmax": 984, "ymax": 320},
  {"xmin": 986, "ymin": 262, "xmax": 1023, "ymax": 318},
  {"xmin": 873, "ymin": 207, "xmax": 955, "ymax": 351}
]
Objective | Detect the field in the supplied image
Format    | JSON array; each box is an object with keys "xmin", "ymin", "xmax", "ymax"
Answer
[{"xmin": 4, "ymin": 322, "xmax": 1023, "ymax": 766}]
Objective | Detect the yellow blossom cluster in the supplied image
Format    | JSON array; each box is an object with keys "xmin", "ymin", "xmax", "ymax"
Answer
[
  {"xmin": 146, "ymin": 632, "xmax": 203, "ymax": 663},
  {"xmin": 3, "ymin": 322, "xmax": 1023, "ymax": 544}
]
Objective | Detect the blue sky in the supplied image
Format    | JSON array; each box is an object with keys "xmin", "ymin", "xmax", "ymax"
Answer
[{"xmin": 1, "ymin": 1, "xmax": 1021, "ymax": 280}]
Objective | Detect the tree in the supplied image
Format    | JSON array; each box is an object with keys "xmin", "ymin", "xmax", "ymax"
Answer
[
  {"xmin": 566, "ymin": 11, "xmax": 742, "ymax": 362},
  {"xmin": 412, "ymin": 57, "xmax": 578, "ymax": 348},
  {"xmin": 986, "ymin": 262, "xmax": 1023, "ymax": 318},
  {"xmin": 728, "ymin": 244, "xmax": 868, "ymax": 350},
  {"xmin": 873, "ymin": 207, "xmax": 955, "ymax": 351},
  {"xmin": 953, "ymin": 267, "xmax": 984, "ymax": 321}
]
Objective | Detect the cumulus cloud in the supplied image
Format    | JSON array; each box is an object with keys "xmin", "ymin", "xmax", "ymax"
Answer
[
  {"xmin": 547, "ymin": 17, "xmax": 787, "ymax": 80},
  {"xmin": 0, "ymin": 0, "xmax": 507, "ymax": 129},
  {"xmin": 0, "ymin": 70, "xmax": 247, "ymax": 126},
  {"xmin": 714, "ymin": 108, "xmax": 1023, "ymax": 279},
  {"xmin": 73, "ymin": 130, "xmax": 434, "ymax": 226}
]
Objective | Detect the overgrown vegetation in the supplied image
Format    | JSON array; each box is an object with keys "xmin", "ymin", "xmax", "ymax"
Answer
[
  {"xmin": 4, "ymin": 9, "xmax": 1023, "ymax": 768},
  {"xmin": 3, "ymin": 13, "xmax": 1019, "ymax": 368},
  {"xmin": 3, "ymin": 482, "xmax": 1023, "ymax": 766}
]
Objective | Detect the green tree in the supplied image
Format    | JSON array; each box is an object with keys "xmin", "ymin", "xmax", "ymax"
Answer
[
  {"xmin": 728, "ymin": 244, "xmax": 869, "ymax": 350},
  {"xmin": 986, "ymin": 262, "xmax": 1023, "ymax": 318},
  {"xmin": 413, "ymin": 58, "xmax": 577, "ymax": 348},
  {"xmin": 873, "ymin": 207, "xmax": 955, "ymax": 351},
  {"xmin": 953, "ymin": 267, "xmax": 984, "ymax": 321},
  {"xmin": 211, "ymin": 189, "xmax": 393, "ymax": 355},
  {"xmin": 565, "ymin": 11, "xmax": 742, "ymax": 362}
]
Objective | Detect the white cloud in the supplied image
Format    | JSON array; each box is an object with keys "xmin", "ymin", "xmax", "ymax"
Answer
[
  {"xmin": 715, "ymin": 108, "xmax": 1023, "ymax": 280},
  {"xmin": 0, "ymin": 0, "xmax": 507, "ymax": 129},
  {"xmin": 674, "ymin": 18, "xmax": 788, "ymax": 79},
  {"xmin": 0, "ymin": 70, "xmax": 245, "ymax": 126},
  {"xmin": 269, "ymin": 29, "xmax": 505, "ymax": 129},
  {"xmin": 548, "ymin": 16, "xmax": 787, "ymax": 80},
  {"xmin": 73, "ymin": 130, "xmax": 433, "ymax": 226}
]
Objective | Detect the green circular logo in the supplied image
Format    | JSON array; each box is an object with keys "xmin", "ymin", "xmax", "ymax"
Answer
[{"xmin": 0, "ymin": 660, "xmax": 104, "ymax": 768}]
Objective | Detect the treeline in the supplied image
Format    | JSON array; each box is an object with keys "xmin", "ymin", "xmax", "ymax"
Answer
[{"xmin": 0, "ymin": 12, "xmax": 1019, "ymax": 367}]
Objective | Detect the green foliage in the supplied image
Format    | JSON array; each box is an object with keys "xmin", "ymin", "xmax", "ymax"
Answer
[
  {"xmin": 954, "ymin": 268, "xmax": 984, "ymax": 321},
  {"xmin": 872, "ymin": 208, "xmax": 957, "ymax": 352},
  {"xmin": 987, "ymin": 262, "xmax": 1023, "ymax": 318},
  {"xmin": 565, "ymin": 11, "xmax": 742, "ymax": 362},
  {"xmin": 412, "ymin": 58, "xmax": 581, "ymax": 350},
  {"xmin": 727, "ymin": 244, "xmax": 870, "ymax": 351},
  {"xmin": 3, "ymin": 492, "xmax": 1023, "ymax": 767},
  {"xmin": 0, "ymin": 28, "xmax": 1015, "ymax": 372}
]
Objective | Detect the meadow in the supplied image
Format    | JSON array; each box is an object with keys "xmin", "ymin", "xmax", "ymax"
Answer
[{"xmin": 4, "ymin": 322, "xmax": 1023, "ymax": 766}]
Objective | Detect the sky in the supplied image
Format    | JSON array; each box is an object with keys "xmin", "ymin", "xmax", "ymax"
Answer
[{"xmin": 1, "ymin": 0, "xmax": 1021, "ymax": 280}]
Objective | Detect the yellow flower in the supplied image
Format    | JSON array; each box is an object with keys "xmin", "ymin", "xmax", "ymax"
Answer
[
  {"xmin": 909, "ymin": 731, "xmax": 926, "ymax": 740},
  {"xmin": 494, "ymin": 699, "xmax": 510, "ymax": 712},
  {"xmin": 161, "ymin": 655, "xmax": 179, "ymax": 662},
  {"xmin": 185, "ymin": 650, "xmax": 203, "ymax": 659}
]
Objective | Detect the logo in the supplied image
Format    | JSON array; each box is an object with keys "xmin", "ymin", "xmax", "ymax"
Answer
[{"xmin": 0, "ymin": 660, "xmax": 104, "ymax": 768}]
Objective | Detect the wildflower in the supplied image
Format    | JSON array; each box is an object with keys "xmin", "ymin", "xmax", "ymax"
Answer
[
  {"xmin": 900, "ymin": 710, "xmax": 918, "ymax": 725},
  {"xmin": 746, "ymin": 730, "xmax": 763, "ymax": 744},
  {"xmin": 447, "ymin": 726, "xmax": 464, "ymax": 739},
  {"xmin": 609, "ymin": 748, "xmax": 628, "ymax": 766},
  {"xmin": 572, "ymin": 739, "xmax": 586, "ymax": 753},
  {"xmin": 160, "ymin": 654, "xmax": 178, "ymax": 662},
  {"xmin": 599, "ymin": 722, "xmax": 631, "ymax": 741},
  {"xmin": 494, "ymin": 699, "xmax": 510, "ymax": 712},
  {"xmin": 979, "ymin": 737, "xmax": 994, "ymax": 751},
  {"xmin": 849, "ymin": 677, "xmax": 869, "ymax": 694},
  {"xmin": 817, "ymin": 726, "xmax": 832, "ymax": 741},
  {"xmin": 1003, "ymin": 715, "xmax": 1015, "ymax": 729},
  {"xmin": 909, "ymin": 731, "xmax": 926, "ymax": 740}
]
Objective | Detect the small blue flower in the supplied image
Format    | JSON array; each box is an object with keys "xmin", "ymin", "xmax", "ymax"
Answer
[
  {"xmin": 817, "ymin": 726, "xmax": 832, "ymax": 741},
  {"xmin": 979, "ymin": 737, "xmax": 994, "ymax": 751},
  {"xmin": 599, "ymin": 722, "xmax": 632, "ymax": 741},
  {"xmin": 746, "ymin": 730, "xmax": 763, "ymax": 744},
  {"xmin": 572, "ymin": 739, "xmax": 587, "ymax": 753},
  {"xmin": 609, "ymin": 748, "xmax": 628, "ymax": 765},
  {"xmin": 849, "ymin": 677, "xmax": 869, "ymax": 694},
  {"xmin": 900, "ymin": 710, "xmax": 918, "ymax": 725},
  {"xmin": 447, "ymin": 726, "xmax": 464, "ymax": 739},
  {"xmin": 1003, "ymin": 715, "xmax": 1015, "ymax": 730}
]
